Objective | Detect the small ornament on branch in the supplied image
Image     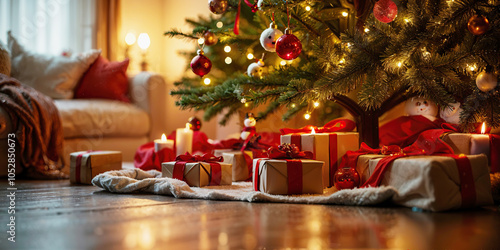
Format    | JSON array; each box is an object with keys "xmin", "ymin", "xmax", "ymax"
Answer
[
  {"xmin": 203, "ymin": 31, "xmax": 218, "ymax": 46},
  {"xmin": 476, "ymin": 66, "xmax": 498, "ymax": 92},
  {"xmin": 191, "ymin": 48, "xmax": 212, "ymax": 77},
  {"xmin": 188, "ymin": 116, "xmax": 202, "ymax": 131},
  {"xmin": 260, "ymin": 22, "xmax": 283, "ymax": 52},
  {"xmin": 468, "ymin": 14, "xmax": 490, "ymax": 36},
  {"xmin": 373, "ymin": 0, "xmax": 398, "ymax": 23},
  {"xmin": 208, "ymin": 0, "xmax": 228, "ymax": 14},
  {"xmin": 241, "ymin": 112, "xmax": 257, "ymax": 140},
  {"xmin": 247, "ymin": 54, "xmax": 267, "ymax": 78},
  {"xmin": 275, "ymin": 28, "xmax": 302, "ymax": 60}
]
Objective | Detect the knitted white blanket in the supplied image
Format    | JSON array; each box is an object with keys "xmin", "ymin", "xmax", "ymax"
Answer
[{"xmin": 92, "ymin": 169, "xmax": 398, "ymax": 206}]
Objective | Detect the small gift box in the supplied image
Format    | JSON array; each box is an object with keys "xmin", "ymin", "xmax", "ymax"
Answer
[
  {"xmin": 252, "ymin": 144, "xmax": 324, "ymax": 195},
  {"xmin": 162, "ymin": 153, "xmax": 232, "ymax": 187},
  {"xmin": 70, "ymin": 151, "xmax": 122, "ymax": 184},
  {"xmin": 221, "ymin": 151, "xmax": 253, "ymax": 182},
  {"xmin": 360, "ymin": 154, "xmax": 494, "ymax": 211},
  {"xmin": 280, "ymin": 119, "xmax": 359, "ymax": 188}
]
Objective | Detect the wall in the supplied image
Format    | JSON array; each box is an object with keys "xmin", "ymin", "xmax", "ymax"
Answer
[{"xmin": 121, "ymin": 0, "xmax": 240, "ymax": 139}]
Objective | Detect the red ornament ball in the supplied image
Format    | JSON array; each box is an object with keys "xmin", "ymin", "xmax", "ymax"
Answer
[
  {"xmin": 203, "ymin": 31, "xmax": 218, "ymax": 46},
  {"xmin": 275, "ymin": 29, "xmax": 302, "ymax": 60},
  {"xmin": 334, "ymin": 168, "xmax": 360, "ymax": 190},
  {"xmin": 468, "ymin": 15, "xmax": 490, "ymax": 35},
  {"xmin": 188, "ymin": 117, "xmax": 202, "ymax": 131},
  {"xmin": 208, "ymin": 0, "xmax": 228, "ymax": 14},
  {"xmin": 373, "ymin": 0, "xmax": 398, "ymax": 23},
  {"xmin": 190, "ymin": 50, "xmax": 212, "ymax": 77}
]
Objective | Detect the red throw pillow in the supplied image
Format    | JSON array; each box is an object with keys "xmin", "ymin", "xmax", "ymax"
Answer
[{"xmin": 74, "ymin": 56, "xmax": 130, "ymax": 102}]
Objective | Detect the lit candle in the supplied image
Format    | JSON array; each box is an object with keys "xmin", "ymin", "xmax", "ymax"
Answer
[
  {"xmin": 471, "ymin": 122, "xmax": 490, "ymax": 157},
  {"xmin": 154, "ymin": 133, "xmax": 174, "ymax": 153},
  {"xmin": 176, "ymin": 123, "xmax": 193, "ymax": 156}
]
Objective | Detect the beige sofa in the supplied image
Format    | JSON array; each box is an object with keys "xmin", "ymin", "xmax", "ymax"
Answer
[{"xmin": 0, "ymin": 71, "xmax": 168, "ymax": 175}]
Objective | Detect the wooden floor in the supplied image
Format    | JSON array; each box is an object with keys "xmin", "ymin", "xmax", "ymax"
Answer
[{"xmin": 1, "ymin": 180, "xmax": 499, "ymax": 250}]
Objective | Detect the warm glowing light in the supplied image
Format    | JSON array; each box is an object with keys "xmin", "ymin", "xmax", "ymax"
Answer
[
  {"xmin": 280, "ymin": 60, "xmax": 287, "ymax": 66},
  {"xmin": 216, "ymin": 21, "xmax": 223, "ymax": 28},
  {"xmin": 291, "ymin": 103, "xmax": 296, "ymax": 108},
  {"xmin": 313, "ymin": 101, "xmax": 320, "ymax": 108},
  {"xmin": 204, "ymin": 78, "xmax": 211, "ymax": 85},
  {"xmin": 247, "ymin": 53, "xmax": 254, "ymax": 60},
  {"xmin": 224, "ymin": 45, "xmax": 231, "ymax": 53},
  {"xmin": 125, "ymin": 33, "xmax": 136, "ymax": 46},
  {"xmin": 364, "ymin": 28, "xmax": 370, "ymax": 33},
  {"xmin": 481, "ymin": 122, "xmax": 486, "ymax": 134},
  {"xmin": 304, "ymin": 113, "xmax": 311, "ymax": 120},
  {"xmin": 225, "ymin": 57, "xmax": 232, "ymax": 64},
  {"xmin": 342, "ymin": 12, "xmax": 348, "ymax": 17},
  {"xmin": 339, "ymin": 58, "xmax": 345, "ymax": 64},
  {"xmin": 305, "ymin": 6, "xmax": 311, "ymax": 11},
  {"xmin": 161, "ymin": 133, "xmax": 167, "ymax": 142},
  {"xmin": 404, "ymin": 18, "xmax": 411, "ymax": 23},
  {"xmin": 468, "ymin": 64, "xmax": 477, "ymax": 72},
  {"xmin": 137, "ymin": 33, "xmax": 150, "ymax": 50},
  {"xmin": 198, "ymin": 38, "xmax": 205, "ymax": 45},
  {"xmin": 311, "ymin": 128, "xmax": 316, "ymax": 134},
  {"xmin": 244, "ymin": 102, "xmax": 249, "ymax": 107},
  {"xmin": 397, "ymin": 62, "xmax": 403, "ymax": 67},
  {"xmin": 185, "ymin": 123, "xmax": 190, "ymax": 131}
]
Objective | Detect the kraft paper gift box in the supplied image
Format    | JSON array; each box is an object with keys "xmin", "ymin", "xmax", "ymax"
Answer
[
  {"xmin": 162, "ymin": 161, "xmax": 232, "ymax": 187},
  {"xmin": 252, "ymin": 158, "xmax": 324, "ymax": 195},
  {"xmin": 442, "ymin": 133, "xmax": 490, "ymax": 158},
  {"xmin": 281, "ymin": 132, "xmax": 359, "ymax": 188},
  {"xmin": 221, "ymin": 151, "xmax": 253, "ymax": 182},
  {"xmin": 363, "ymin": 154, "xmax": 493, "ymax": 211},
  {"xmin": 70, "ymin": 151, "xmax": 122, "ymax": 185}
]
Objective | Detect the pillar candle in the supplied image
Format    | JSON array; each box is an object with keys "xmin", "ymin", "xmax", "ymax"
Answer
[
  {"xmin": 176, "ymin": 123, "xmax": 193, "ymax": 156},
  {"xmin": 154, "ymin": 133, "xmax": 174, "ymax": 152}
]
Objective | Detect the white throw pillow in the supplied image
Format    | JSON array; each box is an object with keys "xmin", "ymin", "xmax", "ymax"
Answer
[{"xmin": 8, "ymin": 31, "xmax": 101, "ymax": 99}]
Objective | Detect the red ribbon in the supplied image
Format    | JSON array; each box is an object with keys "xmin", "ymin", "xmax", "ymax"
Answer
[
  {"xmin": 287, "ymin": 160, "xmax": 303, "ymax": 194},
  {"xmin": 266, "ymin": 144, "xmax": 313, "ymax": 159},
  {"xmin": 329, "ymin": 134, "xmax": 337, "ymax": 187},
  {"xmin": 172, "ymin": 153, "xmax": 223, "ymax": 185},
  {"xmin": 490, "ymin": 134, "xmax": 500, "ymax": 173},
  {"xmin": 254, "ymin": 159, "xmax": 263, "ymax": 191},
  {"xmin": 280, "ymin": 119, "xmax": 356, "ymax": 135},
  {"xmin": 240, "ymin": 126, "xmax": 256, "ymax": 152},
  {"xmin": 234, "ymin": 0, "xmax": 241, "ymax": 35},
  {"xmin": 452, "ymin": 154, "xmax": 476, "ymax": 208},
  {"xmin": 75, "ymin": 150, "xmax": 95, "ymax": 183}
]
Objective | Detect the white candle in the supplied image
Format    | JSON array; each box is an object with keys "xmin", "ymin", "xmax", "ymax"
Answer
[
  {"xmin": 154, "ymin": 133, "xmax": 174, "ymax": 152},
  {"xmin": 176, "ymin": 123, "xmax": 193, "ymax": 156},
  {"xmin": 471, "ymin": 122, "xmax": 490, "ymax": 157}
]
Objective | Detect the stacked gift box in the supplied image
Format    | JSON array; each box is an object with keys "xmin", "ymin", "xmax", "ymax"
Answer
[{"xmin": 70, "ymin": 150, "xmax": 122, "ymax": 185}]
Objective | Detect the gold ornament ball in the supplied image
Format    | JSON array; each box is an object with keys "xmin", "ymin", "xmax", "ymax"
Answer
[
  {"xmin": 468, "ymin": 15, "xmax": 490, "ymax": 36},
  {"xmin": 203, "ymin": 31, "xmax": 218, "ymax": 46},
  {"xmin": 208, "ymin": 0, "xmax": 228, "ymax": 14},
  {"xmin": 476, "ymin": 70, "xmax": 498, "ymax": 92}
]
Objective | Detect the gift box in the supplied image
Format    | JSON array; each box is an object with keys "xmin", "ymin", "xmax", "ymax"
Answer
[
  {"xmin": 357, "ymin": 154, "xmax": 493, "ymax": 211},
  {"xmin": 162, "ymin": 161, "xmax": 232, "ymax": 187},
  {"xmin": 281, "ymin": 132, "xmax": 358, "ymax": 188},
  {"xmin": 221, "ymin": 151, "xmax": 253, "ymax": 181},
  {"xmin": 70, "ymin": 151, "xmax": 122, "ymax": 184},
  {"xmin": 253, "ymin": 158, "xmax": 324, "ymax": 195}
]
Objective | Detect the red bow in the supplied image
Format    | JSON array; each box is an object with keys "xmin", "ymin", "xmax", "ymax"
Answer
[
  {"xmin": 280, "ymin": 119, "xmax": 356, "ymax": 135},
  {"xmin": 267, "ymin": 144, "xmax": 313, "ymax": 159},
  {"xmin": 175, "ymin": 153, "xmax": 223, "ymax": 163}
]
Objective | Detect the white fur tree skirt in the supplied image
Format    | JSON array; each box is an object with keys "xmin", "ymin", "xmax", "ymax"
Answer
[{"xmin": 92, "ymin": 169, "xmax": 398, "ymax": 206}]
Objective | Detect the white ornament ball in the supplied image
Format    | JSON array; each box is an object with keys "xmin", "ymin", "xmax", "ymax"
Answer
[
  {"xmin": 405, "ymin": 97, "xmax": 438, "ymax": 121},
  {"xmin": 476, "ymin": 70, "xmax": 498, "ymax": 92},
  {"xmin": 440, "ymin": 102, "xmax": 462, "ymax": 124},
  {"xmin": 247, "ymin": 60, "xmax": 266, "ymax": 77},
  {"xmin": 260, "ymin": 23, "xmax": 283, "ymax": 52}
]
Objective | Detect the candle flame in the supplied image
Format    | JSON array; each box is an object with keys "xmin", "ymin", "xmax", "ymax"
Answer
[
  {"xmin": 185, "ymin": 123, "xmax": 191, "ymax": 131},
  {"xmin": 161, "ymin": 133, "xmax": 167, "ymax": 142},
  {"xmin": 311, "ymin": 128, "xmax": 316, "ymax": 134},
  {"xmin": 481, "ymin": 122, "xmax": 486, "ymax": 134}
]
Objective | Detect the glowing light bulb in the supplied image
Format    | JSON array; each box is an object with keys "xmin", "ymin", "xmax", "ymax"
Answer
[
  {"xmin": 404, "ymin": 18, "xmax": 411, "ymax": 23},
  {"xmin": 204, "ymin": 78, "xmax": 211, "ymax": 85},
  {"xmin": 339, "ymin": 58, "xmax": 345, "ymax": 64},
  {"xmin": 125, "ymin": 33, "xmax": 136, "ymax": 46},
  {"xmin": 244, "ymin": 102, "xmax": 249, "ymax": 107},
  {"xmin": 224, "ymin": 45, "xmax": 231, "ymax": 53},
  {"xmin": 291, "ymin": 103, "xmax": 296, "ymax": 108},
  {"xmin": 280, "ymin": 60, "xmax": 287, "ymax": 66},
  {"xmin": 313, "ymin": 101, "xmax": 320, "ymax": 108},
  {"xmin": 304, "ymin": 113, "xmax": 311, "ymax": 120},
  {"xmin": 198, "ymin": 38, "xmax": 205, "ymax": 45},
  {"xmin": 468, "ymin": 64, "xmax": 477, "ymax": 72},
  {"xmin": 342, "ymin": 12, "xmax": 348, "ymax": 17},
  {"xmin": 305, "ymin": 6, "xmax": 311, "ymax": 11},
  {"xmin": 397, "ymin": 62, "xmax": 403, "ymax": 67},
  {"xmin": 225, "ymin": 57, "xmax": 232, "ymax": 64},
  {"xmin": 364, "ymin": 28, "xmax": 370, "ymax": 33},
  {"xmin": 216, "ymin": 22, "xmax": 223, "ymax": 28},
  {"xmin": 137, "ymin": 33, "xmax": 150, "ymax": 50},
  {"xmin": 247, "ymin": 53, "xmax": 254, "ymax": 60}
]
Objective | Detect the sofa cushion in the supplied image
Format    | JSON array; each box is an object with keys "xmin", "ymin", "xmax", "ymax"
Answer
[
  {"xmin": 8, "ymin": 31, "xmax": 101, "ymax": 99},
  {"xmin": 54, "ymin": 99, "xmax": 150, "ymax": 139}
]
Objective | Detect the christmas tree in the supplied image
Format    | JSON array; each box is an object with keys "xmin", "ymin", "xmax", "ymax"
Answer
[{"xmin": 165, "ymin": 0, "xmax": 500, "ymax": 148}]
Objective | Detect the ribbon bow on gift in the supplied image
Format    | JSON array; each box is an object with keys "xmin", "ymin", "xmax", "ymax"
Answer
[
  {"xmin": 175, "ymin": 153, "xmax": 223, "ymax": 163},
  {"xmin": 279, "ymin": 119, "xmax": 356, "ymax": 135},
  {"xmin": 267, "ymin": 143, "xmax": 313, "ymax": 159}
]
